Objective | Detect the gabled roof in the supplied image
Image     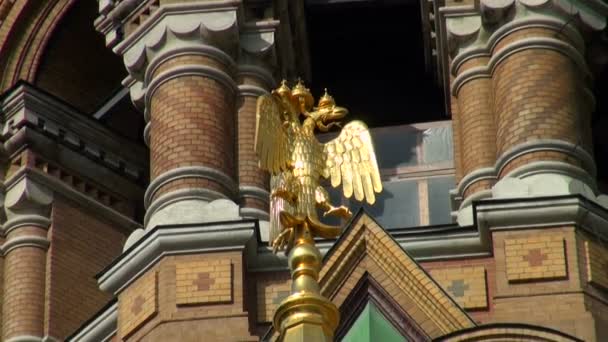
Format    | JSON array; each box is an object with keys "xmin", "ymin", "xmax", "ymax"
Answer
[{"xmin": 320, "ymin": 211, "xmax": 475, "ymax": 339}]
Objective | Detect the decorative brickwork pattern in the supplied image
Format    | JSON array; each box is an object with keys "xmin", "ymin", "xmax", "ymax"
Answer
[
  {"xmin": 585, "ymin": 240, "xmax": 608, "ymax": 290},
  {"xmin": 175, "ymin": 260, "xmax": 232, "ymax": 305},
  {"xmin": 119, "ymin": 271, "xmax": 157, "ymax": 338},
  {"xmin": 430, "ymin": 266, "xmax": 487, "ymax": 309},
  {"xmin": 256, "ymin": 275, "xmax": 291, "ymax": 322},
  {"xmin": 505, "ymin": 235, "xmax": 567, "ymax": 282}
]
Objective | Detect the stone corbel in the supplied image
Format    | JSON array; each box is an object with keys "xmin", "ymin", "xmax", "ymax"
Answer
[
  {"xmin": 3, "ymin": 177, "xmax": 53, "ymax": 251},
  {"xmin": 5, "ymin": 176, "xmax": 53, "ymax": 221}
]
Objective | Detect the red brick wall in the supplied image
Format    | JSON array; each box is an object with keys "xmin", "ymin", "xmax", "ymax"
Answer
[
  {"xmin": 46, "ymin": 196, "xmax": 126, "ymax": 339},
  {"xmin": 149, "ymin": 55, "xmax": 235, "ymax": 200}
]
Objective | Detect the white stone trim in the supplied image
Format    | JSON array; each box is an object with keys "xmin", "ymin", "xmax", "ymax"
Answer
[
  {"xmin": 143, "ymin": 121, "xmax": 151, "ymax": 147},
  {"xmin": 237, "ymin": 64, "xmax": 275, "ymax": 90},
  {"xmin": 3, "ymin": 215, "xmax": 51, "ymax": 236},
  {"xmin": 240, "ymin": 207, "xmax": 269, "ymax": 221},
  {"xmin": 505, "ymin": 160, "xmax": 596, "ymax": 189},
  {"xmin": 145, "ymin": 45, "xmax": 235, "ymax": 86},
  {"xmin": 496, "ymin": 139, "xmax": 596, "ymax": 177},
  {"xmin": 455, "ymin": 167, "xmax": 496, "ymax": 199},
  {"xmin": 5, "ymin": 168, "xmax": 140, "ymax": 233},
  {"xmin": 238, "ymin": 84, "xmax": 268, "ymax": 98},
  {"xmin": 144, "ymin": 188, "xmax": 228, "ymax": 227},
  {"xmin": 238, "ymin": 185, "xmax": 269, "ymax": 204},
  {"xmin": 5, "ymin": 336, "xmax": 44, "ymax": 342},
  {"xmin": 450, "ymin": 16, "xmax": 586, "ymax": 75},
  {"xmin": 97, "ymin": 220, "xmax": 256, "ymax": 294},
  {"xmin": 66, "ymin": 302, "xmax": 117, "ymax": 342},
  {"xmin": 2, "ymin": 236, "xmax": 50, "ymax": 255},
  {"xmin": 144, "ymin": 166, "xmax": 236, "ymax": 209},
  {"xmin": 453, "ymin": 139, "xmax": 596, "ymax": 201},
  {"xmin": 452, "ymin": 36, "xmax": 590, "ymax": 94},
  {"xmin": 144, "ymin": 64, "xmax": 238, "ymax": 121}
]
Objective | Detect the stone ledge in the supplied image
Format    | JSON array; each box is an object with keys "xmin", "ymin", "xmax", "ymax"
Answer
[
  {"xmin": 0, "ymin": 82, "xmax": 147, "ymax": 183},
  {"xmin": 66, "ymin": 301, "xmax": 117, "ymax": 342},
  {"xmin": 97, "ymin": 219, "xmax": 256, "ymax": 294}
]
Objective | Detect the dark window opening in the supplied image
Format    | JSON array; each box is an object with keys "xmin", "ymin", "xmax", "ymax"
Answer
[{"xmin": 305, "ymin": 0, "xmax": 444, "ymax": 128}]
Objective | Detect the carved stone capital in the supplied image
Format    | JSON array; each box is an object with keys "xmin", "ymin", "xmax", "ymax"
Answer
[
  {"xmin": 108, "ymin": 1, "xmax": 280, "ymax": 112},
  {"xmin": 4, "ymin": 176, "xmax": 53, "ymax": 221}
]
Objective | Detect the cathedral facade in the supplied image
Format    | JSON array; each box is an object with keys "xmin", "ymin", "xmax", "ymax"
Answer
[{"xmin": 0, "ymin": 0, "xmax": 606, "ymax": 341}]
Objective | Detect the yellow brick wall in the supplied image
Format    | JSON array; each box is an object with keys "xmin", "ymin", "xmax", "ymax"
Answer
[
  {"xmin": 118, "ymin": 271, "xmax": 158, "ymax": 338},
  {"xmin": 176, "ymin": 260, "xmax": 232, "ymax": 305},
  {"xmin": 505, "ymin": 234, "xmax": 567, "ymax": 281},
  {"xmin": 256, "ymin": 273, "xmax": 291, "ymax": 323},
  {"xmin": 429, "ymin": 266, "xmax": 487, "ymax": 310},
  {"xmin": 585, "ymin": 240, "xmax": 608, "ymax": 290}
]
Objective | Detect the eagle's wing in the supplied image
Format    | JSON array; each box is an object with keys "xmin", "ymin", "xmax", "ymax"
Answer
[
  {"xmin": 255, "ymin": 94, "xmax": 291, "ymax": 174},
  {"xmin": 322, "ymin": 120, "xmax": 382, "ymax": 204}
]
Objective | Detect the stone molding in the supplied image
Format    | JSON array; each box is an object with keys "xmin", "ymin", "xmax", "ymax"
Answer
[
  {"xmin": 453, "ymin": 139, "xmax": 596, "ymax": 201},
  {"xmin": 4, "ymin": 176, "xmax": 52, "ymax": 220},
  {"xmin": 3, "ymin": 215, "xmax": 51, "ymax": 236},
  {"xmin": 66, "ymin": 301, "xmax": 117, "ymax": 342},
  {"xmin": 144, "ymin": 188, "xmax": 229, "ymax": 228},
  {"xmin": 104, "ymin": 2, "xmax": 279, "ymax": 110},
  {"xmin": 436, "ymin": 0, "xmax": 607, "ymax": 112},
  {"xmin": 144, "ymin": 166, "xmax": 237, "ymax": 209},
  {"xmin": 1, "ymin": 83, "xmax": 146, "ymax": 182},
  {"xmin": 240, "ymin": 207, "xmax": 269, "ymax": 221},
  {"xmin": 5, "ymin": 336, "xmax": 45, "ymax": 342},
  {"xmin": 5, "ymin": 168, "xmax": 140, "ymax": 233},
  {"xmin": 144, "ymin": 64, "xmax": 238, "ymax": 118},
  {"xmin": 238, "ymin": 185, "xmax": 269, "ymax": 204},
  {"xmin": 237, "ymin": 64, "xmax": 275, "ymax": 90},
  {"xmin": 451, "ymin": 36, "xmax": 592, "ymax": 95},
  {"xmin": 97, "ymin": 219, "xmax": 256, "ymax": 294},
  {"xmin": 1, "ymin": 236, "xmax": 50, "ymax": 255},
  {"xmin": 237, "ymin": 84, "xmax": 268, "ymax": 98}
]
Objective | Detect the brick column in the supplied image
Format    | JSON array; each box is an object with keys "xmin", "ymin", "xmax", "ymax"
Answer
[
  {"xmin": 2, "ymin": 178, "xmax": 52, "ymax": 341},
  {"xmin": 445, "ymin": 0, "xmax": 603, "ymax": 224},
  {"xmin": 110, "ymin": 3, "xmax": 246, "ymax": 229},
  {"xmin": 451, "ymin": 56, "xmax": 496, "ymax": 201},
  {"xmin": 491, "ymin": 28, "xmax": 594, "ymax": 179},
  {"xmin": 236, "ymin": 63, "xmax": 275, "ymax": 220}
]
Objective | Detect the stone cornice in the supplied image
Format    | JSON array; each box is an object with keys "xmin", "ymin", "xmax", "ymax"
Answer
[
  {"xmin": 451, "ymin": 36, "xmax": 592, "ymax": 94},
  {"xmin": 1, "ymin": 235, "xmax": 50, "ymax": 254},
  {"xmin": 436, "ymin": 0, "xmax": 607, "ymax": 113},
  {"xmin": 0, "ymin": 83, "xmax": 147, "ymax": 182},
  {"xmin": 453, "ymin": 139, "xmax": 597, "ymax": 201},
  {"xmin": 144, "ymin": 187, "xmax": 230, "ymax": 228},
  {"xmin": 66, "ymin": 301, "xmax": 117, "ymax": 342},
  {"xmin": 97, "ymin": 219, "xmax": 256, "ymax": 294},
  {"xmin": 104, "ymin": 2, "xmax": 279, "ymax": 110},
  {"xmin": 5, "ymin": 168, "xmax": 140, "ymax": 233},
  {"xmin": 144, "ymin": 166, "xmax": 237, "ymax": 209},
  {"xmin": 144, "ymin": 64, "xmax": 238, "ymax": 118},
  {"xmin": 238, "ymin": 185, "xmax": 269, "ymax": 204}
]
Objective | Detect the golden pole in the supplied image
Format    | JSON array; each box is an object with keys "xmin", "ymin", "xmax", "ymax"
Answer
[{"xmin": 272, "ymin": 221, "xmax": 339, "ymax": 341}]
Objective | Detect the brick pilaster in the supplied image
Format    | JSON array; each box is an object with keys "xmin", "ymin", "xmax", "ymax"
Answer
[
  {"xmin": 445, "ymin": 0, "xmax": 603, "ymax": 224},
  {"xmin": 236, "ymin": 65, "xmax": 274, "ymax": 220},
  {"xmin": 2, "ymin": 178, "xmax": 52, "ymax": 341}
]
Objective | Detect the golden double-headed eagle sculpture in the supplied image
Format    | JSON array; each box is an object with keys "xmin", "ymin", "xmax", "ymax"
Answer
[{"xmin": 255, "ymin": 80, "xmax": 382, "ymax": 253}]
